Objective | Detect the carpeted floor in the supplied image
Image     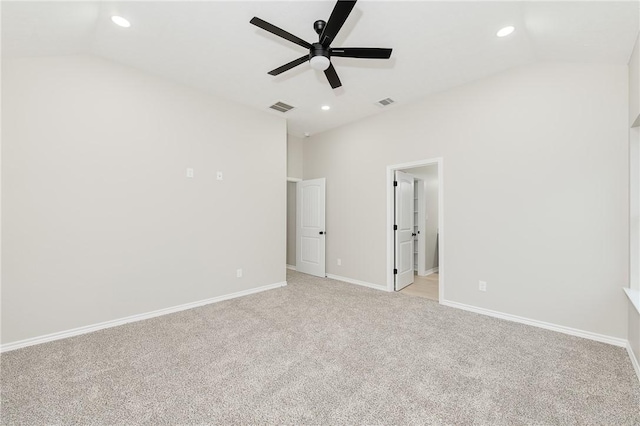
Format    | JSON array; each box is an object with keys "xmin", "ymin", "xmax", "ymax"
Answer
[{"xmin": 2, "ymin": 270, "xmax": 639, "ymax": 425}]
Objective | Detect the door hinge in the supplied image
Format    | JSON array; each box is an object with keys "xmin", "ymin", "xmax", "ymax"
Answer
[
  {"xmin": 393, "ymin": 268, "xmax": 398, "ymax": 275},
  {"xmin": 393, "ymin": 225, "xmax": 398, "ymax": 231},
  {"xmin": 393, "ymin": 181, "xmax": 398, "ymax": 187}
]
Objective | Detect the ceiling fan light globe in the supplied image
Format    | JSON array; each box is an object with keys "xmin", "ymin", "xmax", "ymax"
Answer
[{"xmin": 310, "ymin": 56, "xmax": 330, "ymax": 71}]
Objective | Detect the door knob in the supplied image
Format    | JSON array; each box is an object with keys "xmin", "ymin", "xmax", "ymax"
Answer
[
  {"xmin": 319, "ymin": 231, "xmax": 325, "ymax": 235},
  {"xmin": 411, "ymin": 233, "xmax": 416, "ymax": 237}
]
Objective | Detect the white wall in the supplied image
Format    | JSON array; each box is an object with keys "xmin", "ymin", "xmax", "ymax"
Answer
[
  {"xmin": 304, "ymin": 63, "xmax": 629, "ymax": 339},
  {"xmin": 1, "ymin": 55, "xmax": 287, "ymax": 344},
  {"xmin": 628, "ymin": 32, "xmax": 640, "ymax": 369},
  {"xmin": 287, "ymin": 135, "xmax": 304, "ymax": 180},
  {"xmin": 286, "ymin": 135, "xmax": 304, "ymax": 267},
  {"xmin": 630, "ymin": 34, "xmax": 640, "ymax": 125}
]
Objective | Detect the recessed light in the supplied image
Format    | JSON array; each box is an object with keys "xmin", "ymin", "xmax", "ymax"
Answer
[
  {"xmin": 111, "ymin": 16, "xmax": 131, "ymax": 28},
  {"xmin": 321, "ymin": 105, "xmax": 330, "ymax": 111},
  {"xmin": 496, "ymin": 26, "xmax": 515, "ymax": 37}
]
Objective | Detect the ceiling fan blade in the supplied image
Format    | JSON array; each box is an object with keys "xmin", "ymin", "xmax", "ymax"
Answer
[
  {"xmin": 320, "ymin": 0, "xmax": 357, "ymax": 47},
  {"xmin": 331, "ymin": 47, "xmax": 392, "ymax": 59},
  {"xmin": 324, "ymin": 63, "xmax": 342, "ymax": 89},
  {"xmin": 268, "ymin": 55, "xmax": 309, "ymax": 76},
  {"xmin": 250, "ymin": 17, "xmax": 312, "ymax": 50}
]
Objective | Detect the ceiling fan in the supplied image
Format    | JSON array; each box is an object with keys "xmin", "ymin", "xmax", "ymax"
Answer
[{"xmin": 250, "ymin": 0, "xmax": 392, "ymax": 89}]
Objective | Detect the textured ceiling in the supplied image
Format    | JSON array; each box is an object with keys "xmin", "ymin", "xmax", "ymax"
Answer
[{"xmin": 3, "ymin": 1, "xmax": 639, "ymax": 137}]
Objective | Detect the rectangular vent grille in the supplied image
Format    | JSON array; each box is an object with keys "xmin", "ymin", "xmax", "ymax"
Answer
[
  {"xmin": 377, "ymin": 97, "xmax": 395, "ymax": 107},
  {"xmin": 269, "ymin": 101, "xmax": 294, "ymax": 113}
]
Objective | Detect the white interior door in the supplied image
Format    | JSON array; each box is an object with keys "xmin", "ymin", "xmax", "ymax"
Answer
[
  {"xmin": 395, "ymin": 171, "xmax": 415, "ymax": 290},
  {"xmin": 296, "ymin": 178, "xmax": 326, "ymax": 277}
]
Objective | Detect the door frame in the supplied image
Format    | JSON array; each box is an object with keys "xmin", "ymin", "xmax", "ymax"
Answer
[{"xmin": 386, "ymin": 158, "xmax": 444, "ymax": 302}]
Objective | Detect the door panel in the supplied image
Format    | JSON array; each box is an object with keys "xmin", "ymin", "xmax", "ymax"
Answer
[
  {"xmin": 296, "ymin": 178, "xmax": 326, "ymax": 277},
  {"xmin": 395, "ymin": 171, "xmax": 414, "ymax": 290},
  {"xmin": 301, "ymin": 237, "xmax": 320, "ymax": 264}
]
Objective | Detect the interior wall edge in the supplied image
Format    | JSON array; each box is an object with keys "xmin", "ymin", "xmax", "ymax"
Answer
[
  {"xmin": 0, "ymin": 280, "xmax": 288, "ymax": 353},
  {"xmin": 442, "ymin": 299, "xmax": 628, "ymax": 348},
  {"xmin": 325, "ymin": 273, "xmax": 389, "ymax": 292}
]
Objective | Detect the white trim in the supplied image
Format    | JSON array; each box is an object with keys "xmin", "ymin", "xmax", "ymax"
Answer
[
  {"xmin": 441, "ymin": 299, "xmax": 627, "ymax": 347},
  {"xmin": 387, "ymin": 157, "xmax": 444, "ymax": 303},
  {"xmin": 415, "ymin": 177, "xmax": 426, "ymax": 276},
  {"xmin": 326, "ymin": 274, "xmax": 389, "ymax": 292},
  {"xmin": 286, "ymin": 264, "xmax": 296, "ymax": 271},
  {"xmin": 627, "ymin": 341, "xmax": 640, "ymax": 382},
  {"xmin": 287, "ymin": 177, "xmax": 302, "ymax": 182},
  {"xmin": 418, "ymin": 267, "xmax": 439, "ymax": 277},
  {"xmin": 1, "ymin": 281, "xmax": 287, "ymax": 353},
  {"xmin": 624, "ymin": 287, "xmax": 640, "ymax": 315}
]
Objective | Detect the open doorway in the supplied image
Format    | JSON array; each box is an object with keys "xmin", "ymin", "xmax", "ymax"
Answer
[
  {"xmin": 387, "ymin": 158, "xmax": 443, "ymax": 302},
  {"xmin": 286, "ymin": 177, "xmax": 327, "ymax": 278}
]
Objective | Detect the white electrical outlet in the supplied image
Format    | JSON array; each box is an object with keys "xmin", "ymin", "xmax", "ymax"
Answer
[
  {"xmin": 186, "ymin": 168, "xmax": 194, "ymax": 178},
  {"xmin": 337, "ymin": 258, "xmax": 342, "ymax": 266},
  {"xmin": 236, "ymin": 269, "xmax": 243, "ymax": 278},
  {"xmin": 217, "ymin": 171, "xmax": 223, "ymax": 180},
  {"xmin": 479, "ymin": 280, "xmax": 487, "ymax": 292}
]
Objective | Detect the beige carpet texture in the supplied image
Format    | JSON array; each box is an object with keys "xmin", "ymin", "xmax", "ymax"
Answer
[{"xmin": 2, "ymin": 270, "xmax": 639, "ymax": 425}]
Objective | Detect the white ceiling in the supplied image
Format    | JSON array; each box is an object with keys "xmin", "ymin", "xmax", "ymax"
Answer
[{"xmin": 2, "ymin": 1, "xmax": 639, "ymax": 137}]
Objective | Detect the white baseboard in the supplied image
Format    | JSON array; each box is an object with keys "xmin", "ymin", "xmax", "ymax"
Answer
[
  {"xmin": 286, "ymin": 264, "xmax": 296, "ymax": 271},
  {"xmin": 627, "ymin": 342, "xmax": 640, "ymax": 382},
  {"xmin": 326, "ymin": 274, "xmax": 388, "ymax": 292},
  {"xmin": 1, "ymin": 281, "xmax": 288, "ymax": 353},
  {"xmin": 418, "ymin": 267, "xmax": 439, "ymax": 277},
  {"xmin": 441, "ymin": 299, "xmax": 627, "ymax": 348}
]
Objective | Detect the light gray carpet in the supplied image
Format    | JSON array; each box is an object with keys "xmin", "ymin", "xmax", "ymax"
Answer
[{"xmin": 2, "ymin": 270, "xmax": 639, "ymax": 425}]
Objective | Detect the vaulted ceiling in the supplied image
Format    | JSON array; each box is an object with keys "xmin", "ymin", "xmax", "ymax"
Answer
[{"xmin": 3, "ymin": 1, "xmax": 639, "ymax": 137}]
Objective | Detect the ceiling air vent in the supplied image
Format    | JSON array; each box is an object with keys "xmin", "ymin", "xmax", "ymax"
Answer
[
  {"xmin": 269, "ymin": 101, "xmax": 295, "ymax": 113},
  {"xmin": 377, "ymin": 97, "xmax": 395, "ymax": 107}
]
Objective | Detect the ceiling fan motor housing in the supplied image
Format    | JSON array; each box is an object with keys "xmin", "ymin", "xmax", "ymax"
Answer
[
  {"xmin": 309, "ymin": 43, "xmax": 330, "ymax": 70},
  {"xmin": 310, "ymin": 43, "xmax": 330, "ymax": 60}
]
